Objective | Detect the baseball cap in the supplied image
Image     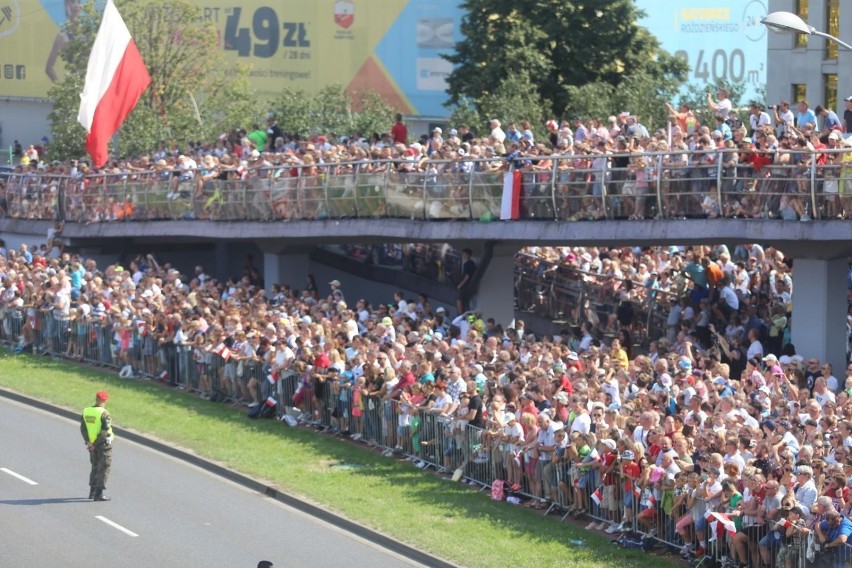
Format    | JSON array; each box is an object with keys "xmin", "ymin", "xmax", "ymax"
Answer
[
  {"xmin": 96, "ymin": 391, "xmax": 109, "ymax": 401},
  {"xmin": 381, "ymin": 316, "xmax": 393, "ymax": 326},
  {"xmin": 845, "ymin": 96, "xmax": 852, "ymax": 102},
  {"xmin": 601, "ymin": 439, "xmax": 617, "ymax": 450},
  {"xmin": 621, "ymin": 450, "xmax": 635, "ymax": 460}
]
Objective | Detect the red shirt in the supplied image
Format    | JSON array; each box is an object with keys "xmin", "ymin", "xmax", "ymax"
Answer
[
  {"xmin": 601, "ymin": 452, "xmax": 617, "ymax": 485},
  {"xmin": 622, "ymin": 462, "xmax": 641, "ymax": 492},
  {"xmin": 393, "ymin": 370, "xmax": 416, "ymax": 392},
  {"xmin": 558, "ymin": 374, "xmax": 574, "ymax": 395},
  {"xmin": 391, "ymin": 123, "xmax": 407, "ymax": 145},
  {"xmin": 313, "ymin": 353, "xmax": 330, "ymax": 369}
]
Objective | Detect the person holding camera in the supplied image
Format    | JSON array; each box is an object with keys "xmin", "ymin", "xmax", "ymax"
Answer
[{"xmin": 772, "ymin": 101, "xmax": 795, "ymax": 137}]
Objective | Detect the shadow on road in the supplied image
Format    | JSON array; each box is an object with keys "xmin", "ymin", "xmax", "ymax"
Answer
[{"xmin": 0, "ymin": 497, "xmax": 91, "ymax": 505}]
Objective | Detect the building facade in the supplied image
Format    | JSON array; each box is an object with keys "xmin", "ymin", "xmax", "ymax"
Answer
[{"xmin": 766, "ymin": 0, "xmax": 852, "ymax": 115}]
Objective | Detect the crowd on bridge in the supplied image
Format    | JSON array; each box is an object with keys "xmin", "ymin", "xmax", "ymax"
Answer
[
  {"xmin": 1, "ymin": 232, "xmax": 851, "ymax": 567},
  {"xmin": 4, "ymin": 94, "xmax": 852, "ymax": 222}
]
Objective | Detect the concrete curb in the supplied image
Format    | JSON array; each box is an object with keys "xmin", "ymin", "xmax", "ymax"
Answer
[{"xmin": 0, "ymin": 387, "xmax": 457, "ymax": 568}]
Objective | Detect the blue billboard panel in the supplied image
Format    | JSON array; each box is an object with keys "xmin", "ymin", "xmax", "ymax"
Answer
[{"xmin": 636, "ymin": 0, "xmax": 768, "ymax": 101}]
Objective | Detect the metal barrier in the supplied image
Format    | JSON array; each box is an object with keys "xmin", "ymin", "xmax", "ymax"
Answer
[
  {"xmin": 5, "ymin": 149, "xmax": 852, "ymax": 223},
  {"xmin": 514, "ymin": 252, "xmax": 676, "ymax": 349},
  {"xmin": 3, "ymin": 313, "xmax": 852, "ymax": 565}
]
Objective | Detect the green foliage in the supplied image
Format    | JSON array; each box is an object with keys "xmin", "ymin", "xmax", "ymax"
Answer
[
  {"xmin": 270, "ymin": 84, "xmax": 397, "ymax": 139},
  {"xmin": 448, "ymin": 98, "xmax": 483, "ymax": 137},
  {"xmin": 444, "ymin": 0, "xmax": 688, "ymax": 130},
  {"xmin": 48, "ymin": 0, "xmax": 259, "ymax": 162},
  {"xmin": 476, "ymin": 70, "xmax": 550, "ymax": 139}
]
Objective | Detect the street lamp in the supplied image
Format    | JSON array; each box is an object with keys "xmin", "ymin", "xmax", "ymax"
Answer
[{"xmin": 761, "ymin": 11, "xmax": 852, "ymax": 50}]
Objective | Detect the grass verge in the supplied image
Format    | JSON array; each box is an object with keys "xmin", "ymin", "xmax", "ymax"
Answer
[{"xmin": 0, "ymin": 352, "xmax": 680, "ymax": 568}]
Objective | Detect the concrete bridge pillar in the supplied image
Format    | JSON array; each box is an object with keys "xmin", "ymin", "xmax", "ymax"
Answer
[
  {"xmin": 260, "ymin": 245, "xmax": 311, "ymax": 295},
  {"xmin": 472, "ymin": 252, "xmax": 517, "ymax": 329},
  {"xmin": 790, "ymin": 258, "xmax": 848, "ymax": 375}
]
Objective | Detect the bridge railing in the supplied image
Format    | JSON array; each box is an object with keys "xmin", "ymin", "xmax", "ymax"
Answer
[{"xmin": 2, "ymin": 149, "xmax": 851, "ymax": 222}]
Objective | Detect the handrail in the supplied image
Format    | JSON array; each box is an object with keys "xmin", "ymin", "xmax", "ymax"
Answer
[{"xmin": 3, "ymin": 148, "xmax": 852, "ymax": 223}]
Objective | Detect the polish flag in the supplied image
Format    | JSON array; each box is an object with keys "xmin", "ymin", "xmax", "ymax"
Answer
[
  {"xmin": 214, "ymin": 343, "xmax": 232, "ymax": 362},
  {"xmin": 591, "ymin": 487, "xmax": 603, "ymax": 506},
  {"xmin": 500, "ymin": 171, "xmax": 521, "ymax": 220},
  {"xmin": 705, "ymin": 511, "xmax": 737, "ymax": 541},
  {"xmin": 77, "ymin": 0, "xmax": 151, "ymax": 168},
  {"xmin": 263, "ymin": 396, "xmax": 278, "ymax": 408}
]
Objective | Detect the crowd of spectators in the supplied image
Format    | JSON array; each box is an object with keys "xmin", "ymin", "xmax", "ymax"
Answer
[
  {"xmin": 4, "ymin": 95, "xmax": 852, "ymax": 222},
  {"xmin": 1, "ymin": 233, "xmax": 851, "ymax": 566}
]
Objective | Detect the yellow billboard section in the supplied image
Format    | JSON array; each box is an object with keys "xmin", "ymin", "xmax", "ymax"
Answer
[
  {"xmin": 0, "ymin": 0, "xmax": 64, "ymax": 98},
  {"xmin": 1, "ymin": 0, "xmax": 413, "ymax": 112}
]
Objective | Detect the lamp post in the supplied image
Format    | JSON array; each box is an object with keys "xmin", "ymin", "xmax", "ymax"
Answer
[{"xmin": 761, "ymin": 11, "xmax": 852, "ymax": 50}]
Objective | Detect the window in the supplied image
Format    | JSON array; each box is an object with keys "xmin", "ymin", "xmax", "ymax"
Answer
[
  {"xmin": 823, "ymin": 74, "xmax": 837, "ymax": 111},
  {"xmin": 825, "ymin": 0, "xmax": 839, "ymax": 59},
  {"xmin": 795, "ymin": 0, "xmax": 809, "ymax": 48},
  {"xmin": 793, "ymin": 83, "xmax": 807, "ymax": 104}
]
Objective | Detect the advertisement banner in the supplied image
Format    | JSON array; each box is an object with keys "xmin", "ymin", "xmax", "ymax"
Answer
[
  {"xmin": 0, "ymin": 0, "xmax": 463, "ymax": 116},
  {"xmin": 1, "ymin": 1, "xmax": 768, "ymax": 115},
  {"xmin": 635, "ymin": 0, "xmax": 768, "ymax": 102}
]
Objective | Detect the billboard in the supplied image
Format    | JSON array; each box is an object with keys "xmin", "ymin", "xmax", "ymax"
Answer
[
  {"xmin": 0, "ymin": 0, "xmax": 463, "ymax": 116},
  {"xmin": 1, "ymin": 1, "xmax": 768, "ymax": 116},
  {"xmin": 635, "ymin": 0, "xmax": 768, "ymax": 102}
]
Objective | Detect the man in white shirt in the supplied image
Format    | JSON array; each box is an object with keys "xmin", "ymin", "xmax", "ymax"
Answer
[
  {"xmin": 707, "ymin": 88, "xmax": 732, "ymax": 116},
  {"xmin": 746, "ymin": 328, "xmax": 764, "ymax": 360},
  {"xmin": 748, "ymin": 103, "xmax": 772, "ymax": 135},
  {"xmin": 489, "ymin": 119, "xmax": 506, "ymax": 144}
]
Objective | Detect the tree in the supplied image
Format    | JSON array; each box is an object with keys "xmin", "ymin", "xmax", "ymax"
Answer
[
  {"xmin": 270, "ymin": 84, "xmax": 397, "ymax": 139},
  {"xmin": 444, "ymin": 0, "xmax": 687, "ymax": 130},
  {"xmin": 48, "ymin": 0, "xmax": 260, "ymax": 161}
]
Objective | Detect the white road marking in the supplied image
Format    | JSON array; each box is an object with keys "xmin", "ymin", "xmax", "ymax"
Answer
[
  {"xmin": 0, "ymin": 467, "xmax": 38, "ymax": 485},
  {"xmin": 95, "ymin": 515, "xmax": 139, "ymax": 537}
]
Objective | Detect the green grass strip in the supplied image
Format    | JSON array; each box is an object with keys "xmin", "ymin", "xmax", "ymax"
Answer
[{"xmin": 0, "ymin": 353, "xmax": 680, "ymax": 568}]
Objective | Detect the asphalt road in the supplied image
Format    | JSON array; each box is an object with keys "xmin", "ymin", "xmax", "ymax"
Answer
[{"xmin": 0, "ymin": 397, "xmax": 423, "ymax": 568}]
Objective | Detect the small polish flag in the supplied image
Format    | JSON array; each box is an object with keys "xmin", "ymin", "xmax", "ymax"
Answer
[
  {"xmin": 705, "ymin": 511, "xmax": 737, "ymax": 537},
  {"xmin": 77, "ymin": 0, "xmax": 151, "ymax": 168},
  {"xmin": 591, "ymin": 487, "xmax": 603, "ymax": 506},
  {"xmin": 214, "ymin": 343, "xmax": 231, "ymax": 362},
  {"xmin": 500, "ymin": 171, "xmax": 521, "ymax": 220},
  {"xmin": 263, "ymin": 396, "xmax": 278, "ymax": 407},
  {"xmin": 267, "ymin": 372, "xmax": 279, "ymax": 385},
  {"xmin": 633, "ymin": 486, "xmax": 641, "ymax": 498}
]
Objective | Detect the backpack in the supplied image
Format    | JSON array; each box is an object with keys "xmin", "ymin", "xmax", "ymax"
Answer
[
  {"xmin": 259, "ymin": 397, "xmax": 278, "ymax": 419},
  {"xmin": 614, "ymin": 532, "xmax": 644, "ymax": 549}
]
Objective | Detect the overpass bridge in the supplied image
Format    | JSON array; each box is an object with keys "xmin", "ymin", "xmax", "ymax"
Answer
[{"xmin": 2, "ymin": 216, "xmax": 850, "ymax": 372}]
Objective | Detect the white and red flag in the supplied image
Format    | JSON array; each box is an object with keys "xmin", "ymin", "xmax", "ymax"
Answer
[
  {"xmin": 590, "ymin": 487, "xmax": 602, "ymax": 506},
  {"xmin": 214, "ymin": 343, "xmax": 232, "ymax": 362},
  {"xmin": 77, "ymin": 0, "xmax": 151, "ymax": 168},
  {"xmin": 500, "ymin": 171, "xmax": 521, "ymax": 220},
  {"xmin": 705, "ymin": 511, "xmax": 737, "ymax": 541}
]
